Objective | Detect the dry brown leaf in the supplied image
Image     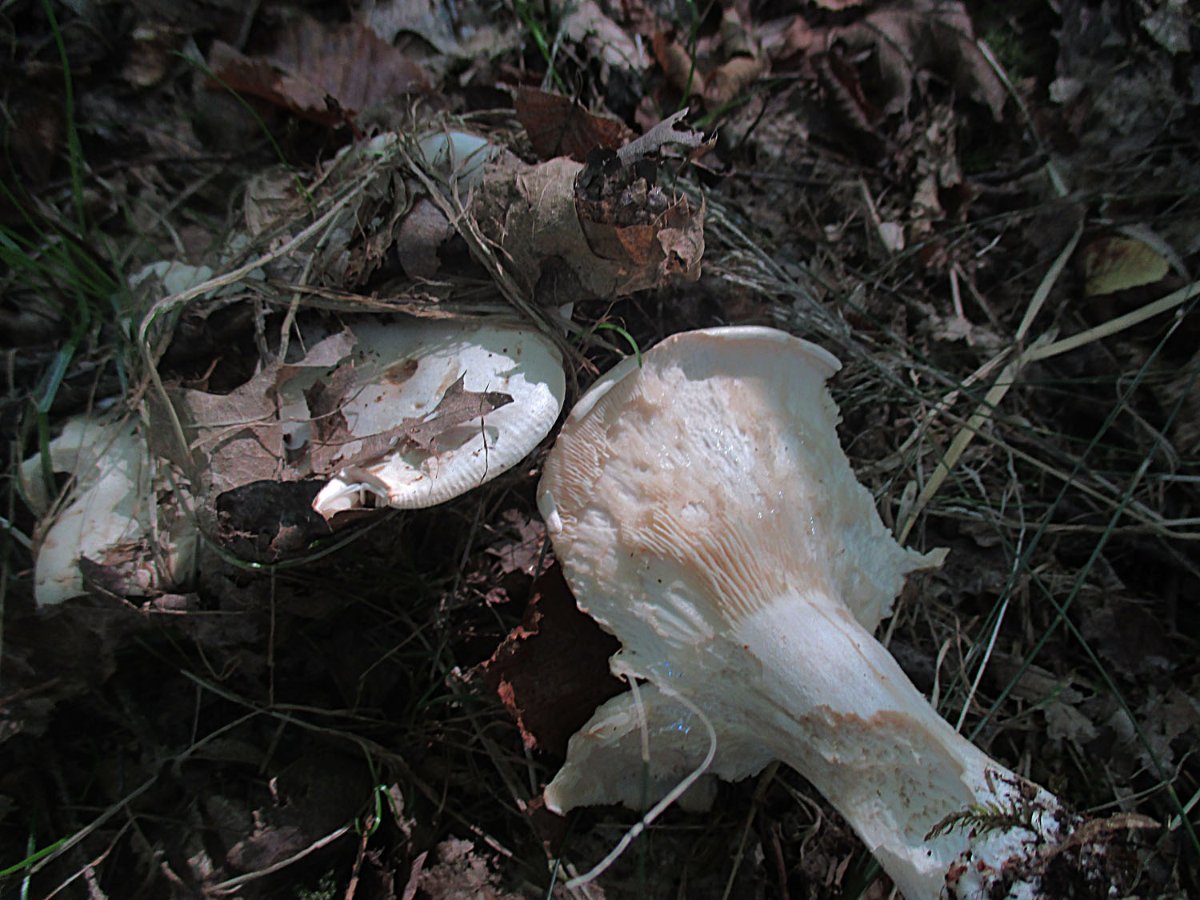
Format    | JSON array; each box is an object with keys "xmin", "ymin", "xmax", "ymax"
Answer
[
  {"xmin": 472, "ymin": 131, "xmax": 705, "ymax": 301},
  {"xmin": 652, "ymin": 7, "xmax": 767, "ymax": 108},
  {"xmin": 653, "ymin": 31, "xmax": 705, "ymax": 99},
  {"xmin": 208, "ymin": 16, "xmax": 429, "ymax": 127},
  {"xmin": 762, "ymin": 15, "xmax": 824, "ymax": 68},
  {"xmin": 575, "ymin": 131, "xmax": 707, "ymax": 285},
  {"xmin": 617, "ymin": 108, "xmax": 711, "ymax": 165},
  {"xmin": 817, "ymin": 45, "xmax": 885, "ymax": 136},
  {"xmin": 359, "ymin": 0, "xmax": 473, "ymax": 56},
  {"xmin": 484, "ymin": 509, "xmax": 549, "ymax": 579},
  {"xmin": 705, "ymin": 55, "xmax": 768, "ymax": 107},
  {"xmin": 168, "ymin": 365, "xmax": 289, "ymax": 493},
  {"xmin": 656, "ymin": 198, "xmax": 708, "ymax": 281},
  {"xmin": 412, "ymin": 837, "xmax": 522, "ymax": 900},
  {"xmin": 559, "ymin": 0, "xmax": 648, "ymax": 75},
  {"xmin": 706, "ymin": 5, "xmax": 769, "ymax": 105},
  {"xmin": 154, "ymin": 330, "xmax": 357, "ymax": 498},
  {"xmin": 833, "ymin": 0, "xmax": 1006, "ymax": 120},
  {"xmin": 243, "ymin": 167, "xmax": 307, "ymax": 237},
  {"xmin": 514, "ymin": 86, "xmax": 635, "ymax": 162},
  {"xmin": 479, "ymin": 565, "xmax": 622, "ymax": 754}
]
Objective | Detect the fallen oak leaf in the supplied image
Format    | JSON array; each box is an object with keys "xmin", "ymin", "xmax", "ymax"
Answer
[
  {"xmin": 150, "ymin": 330, "xmax": 357, "ymax": 497},
  {"xmin": 617, "ymin": 108, "xmax": 711, "ymax": 166}
]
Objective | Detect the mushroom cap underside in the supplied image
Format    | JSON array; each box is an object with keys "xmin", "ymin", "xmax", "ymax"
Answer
[{"xmin": 538, "ymin": 326, "xmax": 937, "ymax": 639}]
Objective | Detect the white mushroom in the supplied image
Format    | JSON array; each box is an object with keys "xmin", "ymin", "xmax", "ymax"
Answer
[
  {"xmin": 537, "ymin": 326, "xmax": 1084, "ymax": 899},
  {"xmin": 20, "ymin": 414, "xmax": 196, "ymax": 606},
  {"xmin": 312, "ymin": 318, "xmax": 565, "ymax": 517},
  {"xmin": 416, "ymin": 130, "xmax": 505, "ymax": 191}
]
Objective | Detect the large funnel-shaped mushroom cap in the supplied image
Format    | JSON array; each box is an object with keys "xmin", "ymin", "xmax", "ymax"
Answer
[
  {"xmin": 539, "ymin": 325, "xmax": 935, "ymax": 645},
  {"xmin": 536, "ymin": 328, "xmax": 1090, "ymax": 900},
  {"xmin": 538, "ymin": 325, "xmax": 942, "ymax": 811},
  {"xmin": 313, "ymin": 319, "xmax": 565, "ymax": 516}
]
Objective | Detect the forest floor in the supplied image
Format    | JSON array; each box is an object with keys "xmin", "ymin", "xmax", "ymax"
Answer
[{"xmin": 1, "ymin": 0, "xmax": 1198, "ymax": 897}]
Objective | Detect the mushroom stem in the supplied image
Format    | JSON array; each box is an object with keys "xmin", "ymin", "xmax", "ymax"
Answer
[
  {"xmin": 537, "ymin": 327, "xmax": 1105, "ymax": 899},
  {"xmin": 726, "ymin": 589, "xmax": 1073, "ymax": 899}
]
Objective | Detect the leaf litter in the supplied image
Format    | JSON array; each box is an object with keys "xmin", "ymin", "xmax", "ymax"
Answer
[
  {"xmin": 2, "ymin": 0, "xmax": 1199, "ymax": 896},
  {"xmin": 207, "ymin": 15, "xmax": 431, "ymax": 129}
]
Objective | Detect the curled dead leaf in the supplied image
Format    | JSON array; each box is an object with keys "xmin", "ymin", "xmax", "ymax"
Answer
[
  {"xmin": 653, "ymin": 31, "xmax": 703, "ymax": 99},
  {"xmin": 705, "ymin": 55, "xmax": 768, "ymax": 107},
  {"xmin": 559, "ymin": 0, "xmax": 648, "ymax": 76},
  {"xmin": 472, "ymin": 118, "xmax": 706, "ymax": 301}
]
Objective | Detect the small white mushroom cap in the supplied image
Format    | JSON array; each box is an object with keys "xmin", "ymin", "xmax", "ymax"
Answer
[
  {"xmin": 538, "ymin": 327, "xmax": 1074, "ymax": 899},
  {"xmin": 416, "ymin": 131, "xmax": 503, "ymax": 190},
  {"xmin": 21, "ymin": 415, "xmax": 196, "ymax": 606},
  {"xmin": 312, "ymin": 319, "xmax": 566, "ymax": 516}
]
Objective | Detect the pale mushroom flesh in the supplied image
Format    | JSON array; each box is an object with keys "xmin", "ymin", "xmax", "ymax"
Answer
[{"xmin": 21, "ymin": 414, "xmax": 196, "ymax": 606}]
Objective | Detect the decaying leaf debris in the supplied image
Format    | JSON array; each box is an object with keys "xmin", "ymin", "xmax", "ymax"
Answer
[
  {"xmin": 471, "ymin": 145, "xmax": 706, "ymax": 304},
  {"xmin": 232, "ymin": 114, "xmax": 707, "ymax": 308}
]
